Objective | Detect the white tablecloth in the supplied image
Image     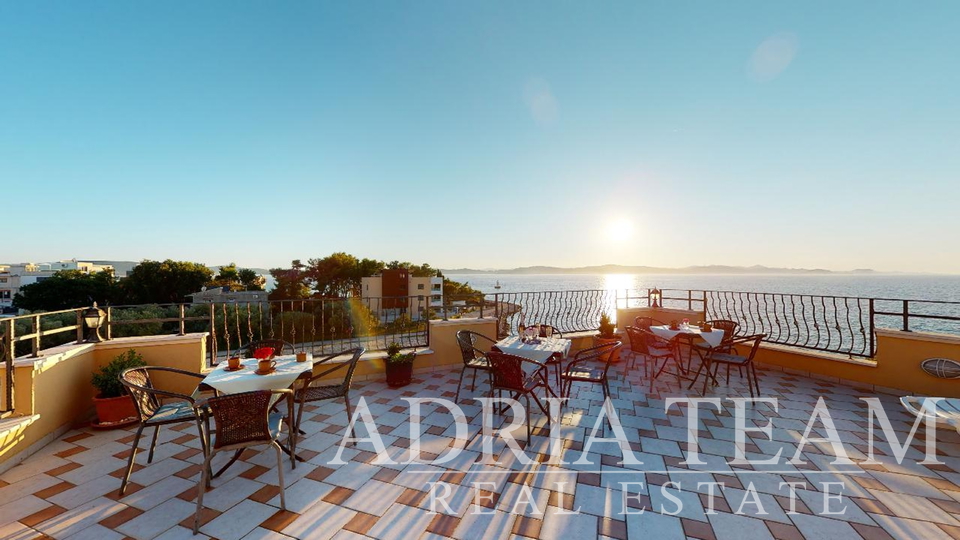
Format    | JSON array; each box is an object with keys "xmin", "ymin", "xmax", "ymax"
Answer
[
  {"xmin": 203, "ymin": 354, "xmax": 313, "ymax": 395},
  {"xmin": 494, "ymin": 336, "xmax": 572, "ymax": 364},
  {"xmin": 650, "ymin": 325, "xmax": 725, "ymax": 348}
]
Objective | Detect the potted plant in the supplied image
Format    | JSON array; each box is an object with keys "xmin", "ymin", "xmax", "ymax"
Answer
[
  {"xmin": 592, "ymin": 312, "xmax": 621, "ymax": 363},
  {"xmin": 91, "ymin": 349, "xmax": 146, "ymax": 428},
  {"xmin": 384, "ymin": 342, "xmax": 416, "ymax": 388}
]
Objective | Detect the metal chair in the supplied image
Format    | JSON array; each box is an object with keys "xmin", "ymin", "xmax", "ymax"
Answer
[
  {"xmin": 525, "ymin": 324, "xmax": 565, "ymax": 388},
  {"xmin": 292, "ymin": 348, "xmax": 365, "ymax": 450},
  {"xmin": 698, "ymin": 334, "xmax": 765, "ymax": 398},
  {"xmin": 642, "ymin": 329, "xmax": 683, "ymax": 392},
  {"xmin": 118, "ymin": 366, "xmax": 211, "ymax": 496},
  {"xmin": 455, "ymin": 330, "xmax": 495, "ymax": 403},
  {"xmin": 241, "ymin": 339, "xmax": 295, "ymax": 358},
  {"xmin": 624, "ymin": 326, "xmax": 652, "ymax": 378},
  {"xmin": 693, "ymin": 319, "xmax": 741, "ymax": 382},
  {"xmin": 633, "ymin": 316, "xmax": 666, "ymax": 331},
  {"xmin": 560, "ymin": 341, "xmax": 622, "ymax": 401},
  {"xmin": 486, "ymin": 350, "xmax": 557, "ymax": 441},
  {"xmin": 193, "ymin": 389, "xmax": 293, "ymax": 534}
]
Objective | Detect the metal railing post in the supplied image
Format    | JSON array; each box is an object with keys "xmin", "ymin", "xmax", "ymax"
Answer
[
  {"xmin": 687, "ymin": 290, "xmax": 692, "ymax": 311},
  {"xmin": 179, "ymin": 304, "xmax": 186, "ymax": 336},
  {"xmin": 868, "ymin": 299, "xmax": 876, "ymax": 356},
  {"xmin": 31, "ymin": 315, "xmax": 41, "ymax": 357},
  {"xmin": 4, "ymin": 318, "xmax": 15, "ymax": 413},
  {"xmin": 76, "ymin": 310, "xmax": 84, "ymax": 343},
  {"xmin": 104, "ymin": 307, "xmax": 112, "ymax": 340},
  {"xmin": 902, "ymin": 300, "xmax": 910, "ymax": 332}
]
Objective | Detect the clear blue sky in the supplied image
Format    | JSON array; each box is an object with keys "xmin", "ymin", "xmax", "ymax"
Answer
[{"xmin": 3, "ymin": 2, "xmax": 958, "ymax": 273}]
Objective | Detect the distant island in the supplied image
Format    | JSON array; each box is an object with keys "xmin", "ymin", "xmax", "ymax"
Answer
[{"xmin": 442, "ymin": 264, "xmax": 883, "ymax": 275}]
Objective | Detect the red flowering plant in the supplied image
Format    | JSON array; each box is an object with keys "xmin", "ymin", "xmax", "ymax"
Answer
[{"xmin": 253, "ymin": 347, "xmax": 275, "ymax": 361}]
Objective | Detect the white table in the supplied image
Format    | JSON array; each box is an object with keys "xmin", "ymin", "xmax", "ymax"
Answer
[
  {"xmin": 493, "ymin": 336, "xmax": 572, "ymax": 364},
  {"xmin": 650, "ymin": 325, "xmax": 725, "ymax": 348},
  {"xmin": 203, "ymin": 354, "xmax": 313, "ymax": 395}
]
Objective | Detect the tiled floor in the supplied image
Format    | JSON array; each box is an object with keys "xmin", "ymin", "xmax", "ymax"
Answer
[{"xmin": 3, "ymin": 351, "xmax": 960, "ymax": 540}]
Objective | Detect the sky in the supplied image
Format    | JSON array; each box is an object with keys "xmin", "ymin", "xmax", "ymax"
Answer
[{"xmin": 2, "ymin": 2, "xmax": 959, "ymax": 273}]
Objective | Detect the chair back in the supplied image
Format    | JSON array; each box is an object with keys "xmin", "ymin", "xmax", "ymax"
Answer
[
  {"xmin": 486, "ymin": 351, "xmax": 528, "ymax": 392},
  {"xmin": 633, "ymin": 317, "xmax": 665, "ymax": 331},
  {"xmin": 456, "ymin": 330, "xmax": 493, "ymax": 366},
  {"xmin": 243, "ymin": 339, "xmax": 294, "ymax": 358},
  {"xmin": 707, "ymin": 320, "xmax": 740, "ymax": 346},
  {"xmin": 574, "ymin": 341, "xmax": 622, "ymax": 377},
  {"xmin": 640, "ymin": 328, "xmax": 676, "ymax": 351},
  {"xmin": 337, "ymin": 347, "xmax": 365, "ymax": 394},
  {"xmin": 741, "ymin": 334, "xmax": 765, "ymax": 361},
  {"xmin": 203, "ymin": 390, "xmax": 276, "ymax": 449},
  {"xmin": 120, "ymin": 367, "xmax": 162, "ymax": 422},
  {"xmin": 624, "ymin": 326, "xmax": 649, "ymax": 354}
]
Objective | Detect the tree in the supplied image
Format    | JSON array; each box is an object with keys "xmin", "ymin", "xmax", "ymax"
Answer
[
  {"xmin": 122, "ymin": 260, "xmax": 213, "ymax": 304},
  {"xmin": 12, "ymin": 270, "xmax": 120, "ymax": 311},
  {"xmin": 237, "ymin": 268, "xmax": 265, "ymax": 291},
  {"xmin": 210, "ymin": 263, "xmax": 265, "ymax": 291},
  {"xmin": 269, "ymin": 260, "xmax": 312, "ymax": 300}
]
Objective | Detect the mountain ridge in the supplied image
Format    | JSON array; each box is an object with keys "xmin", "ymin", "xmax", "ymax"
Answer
[{"xmin": 441, "ymin": 264, "xmax": 884, "ymax": 275}]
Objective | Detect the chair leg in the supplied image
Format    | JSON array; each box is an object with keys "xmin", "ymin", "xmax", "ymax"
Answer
[
  {"xmin": 470, "ymin": 368, "xmax": 478, "ymax": 391},
  {"xmin": 194, "ymin": 451, "xmax": 215, "ymax": 534},
  {"xmin": 213, "ymin": 449, "xmax": 243, "ymax": 479},
  {"xmin": 524, "ymin": 395, "xmax": 531, "ymax": 442},
  {"xmin": 118, "ymin": 424, "xmax": 145, "ymax": 496},
  {"xmin": 344, "ymin": 393, "xmax": 356, "ymax": 446},
  {"xmin": 454, "ymin": 367, "xmax": 466, "ymax": 403},
  {"xmin": 751, "ymin": 363, "xmax": 760, "ymax": 397},
  {"xmin": 147, "ymin": 425, "xmax": 161, "ymax": 463},
  {"xmin": 195, "ymin": 416, "xmax": 212, "ymax": 485},
  {"xmin": 273, "ymin": 442, "xmax": 287, "ymax": 511}
]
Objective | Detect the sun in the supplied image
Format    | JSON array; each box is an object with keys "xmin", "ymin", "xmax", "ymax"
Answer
[{"xmin": 605, "ymin": 217, "xmax": 635, "ymax": 243}]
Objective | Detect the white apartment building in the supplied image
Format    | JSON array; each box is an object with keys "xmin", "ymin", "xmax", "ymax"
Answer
[{"xmin": 0, "ymin": 259, "xmax": 115, "ymax": 311}]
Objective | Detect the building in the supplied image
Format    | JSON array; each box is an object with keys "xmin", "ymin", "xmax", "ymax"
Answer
[
  {"xmin": 360, "ymin": 269, "xmax": 443, "ymax": 320},
  {"xmin": 0, "ymin": 259, "xmax": 115, "ymax": 312},
  {"xmin": 188, "ymin": 286, "xmax": 269, "ymax": 305}
]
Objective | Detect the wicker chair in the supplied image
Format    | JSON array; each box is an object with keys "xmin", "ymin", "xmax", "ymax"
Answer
[
  {"xmin": 624, "ymin": 326, "xmax": 652, "ymax": 377},
  {"xmin": 455, "ymin": 330, "xmax": 496, "ymax": 403},
  {"xmin": 642, "ymin": 329, "xmax": 683, "ymax": 392},
  {"xmin": 292, "ymin": 348, "xmax": 365, "ymax": 450},
  {"xmin": 118, "ymin": 366, "xmax": 211, "ymax": 496},
  {"xmin": 698, "ymin": 334, "xmax": 765, "ymax": 398},
  {"xmin": 486, "ymin": 350, "xmax": 557, "ymax": 441},
  {"xmin": 692, "ymin": 319, "xmax": 742, "ymax": 383},
  {"xmin": 193, "ymin": 389, "xmax": 293, "ymax": 534},
  {"xmin": 524, "ymin": 324, "xmax": 565, "ymax": 387},
  {"xmin": 241, "ymin": 339, "xmax": 295, "ymax": 358},
  {"xmin": 633, "ymin": 316, "xmax": 666, "ymax": 331},
  {"xmin": 560, "ymin": 341, "xmax": 622, "ymax": 401}
]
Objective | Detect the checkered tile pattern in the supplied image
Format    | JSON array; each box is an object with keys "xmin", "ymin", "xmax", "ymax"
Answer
[{"xmin": 3, "ymin": 351, "xmax": 960, "ymax": 540}]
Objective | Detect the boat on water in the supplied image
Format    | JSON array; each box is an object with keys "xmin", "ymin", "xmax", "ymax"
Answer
[{"xmin": 494, "ymin": 280, "xmax": 501, "ymax": 289}]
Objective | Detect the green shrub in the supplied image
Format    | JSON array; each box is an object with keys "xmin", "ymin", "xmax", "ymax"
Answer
[{"xmin": 91, "ymin": 349, "xmax": 146, "ymax": 398}]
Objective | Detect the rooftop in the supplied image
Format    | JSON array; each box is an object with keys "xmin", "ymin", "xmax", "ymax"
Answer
[{"xmin": 2, "ymin": 355, "xmax": 958, "ymax": 540}]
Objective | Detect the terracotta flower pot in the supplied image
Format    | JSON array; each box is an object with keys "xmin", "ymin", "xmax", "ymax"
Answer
[
  {"xmin": 385, "ymin": 361, "xmax": 414, "ymax": 388},
  {"xmin": 92, "ymin": 394, "xmax": 138, "ymax": 428},
  {"xmin": 592, "ymin": 335, "xmax": 622, "ymax": 363}
]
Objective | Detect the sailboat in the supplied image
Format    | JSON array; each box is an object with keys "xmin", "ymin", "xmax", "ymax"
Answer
[{"xmin": 494, "ymin": 280, "xmax": 501, "ymax": 290}]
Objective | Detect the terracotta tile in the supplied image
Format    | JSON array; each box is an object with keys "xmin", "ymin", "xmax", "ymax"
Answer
[
  {"xmin": 682, "ymin": 517, "xmax": 716, "ymax": 540},
  {"xmin": 373, "ymin": 468, "xmax": 401, "ymax": 483},
  {"xmin": 239, "ymin": 464, "xmax": 270, "ymax": 480},
  {"xmin": 600, "ymin": 517, "xmax": 628, "ymax": 540},
  {"xmin": 19, "ymin": 504, "xmax": 66, "ymax": 527},
  {"xmin": 116, "ymin": 434, "xmax": 136, "ymax": 445},
  {"xmin": 55, "ymin": 446, "xmax": 86, "ymax": 459},
  {"xmin": 306, "ymin": 465, "xmax": 335, "ymax": 482},
  {"xmin": 171, "ymin": 434, "xmax": 196, "ymax": 445},
  {"xmin": 46, "ymin": 462, "xmax": 82, "ymax": 477},
  {"xmin": 646, "ymin": 473, "xmax": 671, "ymax": 486},
  {"xmin": 578, "ymin": 472, "xmax": 601, "ymax": 487},
  {"xmin": 938, "ymin": 524, "xmax": 960, "ymax": 540},
  {"xmin": 113, "ymin": 449, "xmax": 134, "ymax": 460},
  {"xmin": 713, "ymin": 474, "xmax": 743, "ymax": 490},
  {"xmin": 109, "ymin": 463, "xmax": 143, "ymax": 479},
  {"xmin": 932, "ymin": 498, "xmax": 960, "ymax": 514},
  {"xmin": 174, "ymin": 464, "xmax": 204, "ymax": 480},
  {"xmin": 181, "ymin": 506, "xmax": 220, "ymax": 528},
  {"xmin": 260, "ymin": 510, "xmax": 299, "ymax": 533},
  {"xmin": 426, "ymin": 425, "xmax": 446, "ymax": 436},
  {"xmin": 700, "ymin": 492, "xmax": 731, "ymax": 514},
  {"xmin": 63, "ymin": 432, "xmax": 93, "ymax": 444},
  {"xmin": 766, "ymin": 521, "xmax": 804, "ymax": 540},
  {"xmin": 177, "ymin": 484, "xmax": 207, "ymax": 502},
  {"xmin": 296, "ymin": 449, "xmax": 319, "ymax": 462},
  {"xmin": 250, "ymin": 484, "xmax": 282, "ymax": 504},
  {"xmin": 33, "ymin": 481, "xmax": 75, "ymax": 499},
  {"xmin": 99, "ymin": 506, "xmax": 144, "ymax": 529},
  {"xmin": 345, "ymin": 512, "xmax": 380, "ymax": 535},
  {"xmin": 323, "ymin": 486, "xmax": 355, "ymax": 505},
  {"xmin": 850, "ymin": 523, "xmax": 895, "ymax": 540},
  {"xmin": 173, "ymin": 447, "xmax": 202, "ymax": 461},
  {"xmin": 397, "ymin": 487, "xmax": 427, "ymax": 507},
  {"xmin": 511, "ymin": 515, "xmax": 541, "ymax": 538},
  {"xmin": 852, "ymin": 475, "xmax": 888, "ymax": 491},
  {"xmin": 852, "ymin": 496, "xmax": 893, "ymax": 515}
]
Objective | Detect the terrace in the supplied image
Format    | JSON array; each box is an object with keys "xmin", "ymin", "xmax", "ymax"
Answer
[{"xmin": 1, "ymin": 289, "xmax": 960, "ymax": 540}]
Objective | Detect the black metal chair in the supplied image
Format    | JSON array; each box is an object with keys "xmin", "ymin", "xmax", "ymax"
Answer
[
  {"xmin": 624, "ymin": 326, "xmax": 652, "ymax": 378},
  {"xmin": 633, "ymin": 316, "xmax": 666, "ymax": 331},
  {"xmin": 525, "ymin": 324, "xmax": 565, "ymax": 388},
  {"xmin": 486, "ymin": 350, "xmax": 557, "ymax": 441},
  {"xmin": 118, "ymin": 366, "xmax": 212, "ymax": 496},
  {"xmin": 698, "ymin": 334, "xmax": 765, "ymax": 398},
  {"xmin": 193, "ymin": 389, "xmax": 293, "ymax": 534},
  {"xmin": 292, "ymin": 348, "xmax": 366, "ymax": 450},
  {"xmin": 693, "ymin": 319, "xmax": 742, "ymax": 382},
  {"xmin": 642, "ymin": 329, "xmax": 683, "ymax": 392},
  {"xmin": 560, "ymin": 341, "xmax": 622, "ymax": 401},
  {"xmin": 455, "ymin": 330, "xmax": 495, "ymax": 403}
]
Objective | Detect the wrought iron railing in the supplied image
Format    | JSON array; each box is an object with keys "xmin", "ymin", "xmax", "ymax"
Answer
[{"xmin": 489, "ymin": 289, "xmax": 618, "ymax": 338}]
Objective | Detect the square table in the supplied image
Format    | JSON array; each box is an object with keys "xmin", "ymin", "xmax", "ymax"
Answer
[
  {"xmin": 650, "ymin": 325, "xmax": 726, "ymax": 393},
  {"xmin": 493, "ymin": 336, "xmax": 572, "ymax": 388}
]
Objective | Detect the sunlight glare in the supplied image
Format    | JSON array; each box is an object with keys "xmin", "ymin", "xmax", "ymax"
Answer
[{"xmin": 605, "ymin": 217, "xmax": 635, "ymax": 243}]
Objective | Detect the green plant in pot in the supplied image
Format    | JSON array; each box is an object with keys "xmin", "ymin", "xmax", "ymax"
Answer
[
  {"xmin": 91, "ymin": 349, "xmax": 145, "ymax": 428},
  {"xmin": 384, "ymin": 342, "xmax": 416, "ymax": 388},
  {"xmin": 592, "ymin": 312, "xmax": 621, "ymax": 363}
]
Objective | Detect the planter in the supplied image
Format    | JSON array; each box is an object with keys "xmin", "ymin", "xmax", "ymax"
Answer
[
  {"xmin": 92, "ymin": 394, "xmax": 138, "ymax": 429},
  {"xmin": 592, "ymin": 335, "xmax": 622, "ymax": 364},
  {"xmin": 386, "ymin": 360, "xmax": 415, "ymax": 388}
]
